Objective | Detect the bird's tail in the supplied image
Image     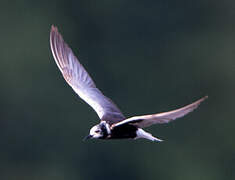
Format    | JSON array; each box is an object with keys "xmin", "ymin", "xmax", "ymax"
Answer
[{"xmin": 136, "ymin": 128, "xmax": 163, "ymax": 142}]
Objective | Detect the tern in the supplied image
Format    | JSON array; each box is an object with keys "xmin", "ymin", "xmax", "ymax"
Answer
[{"xmin": 50, "ymin": 25, "xmax": 207, "ymax": 142}]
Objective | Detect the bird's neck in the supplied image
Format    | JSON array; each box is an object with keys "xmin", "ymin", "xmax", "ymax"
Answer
[{"xmin": 100, "ymin": 121, "xmax": 111, "ymax": 138}]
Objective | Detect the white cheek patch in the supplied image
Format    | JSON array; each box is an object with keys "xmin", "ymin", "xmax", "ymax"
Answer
[
  {"xmin": 93, "ymin": 133, "xmax": 101, "ymax": 138},
  {"xmin": 89, "ymin": 125, "xmax": 103, "ymax": 139},
  {"xmin": 90, "ymin": 126, "xmax": 99, "ymax": 135}
]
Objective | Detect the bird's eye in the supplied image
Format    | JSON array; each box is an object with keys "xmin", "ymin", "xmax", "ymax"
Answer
[{"xmin": 95, "ymin": 130, "xmax": 100, "ymax": 133}]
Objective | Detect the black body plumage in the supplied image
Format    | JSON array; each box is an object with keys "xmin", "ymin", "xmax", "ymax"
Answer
[{"xmin": 109, "ymin": 124, "xmax": 138, "ymax": 139}]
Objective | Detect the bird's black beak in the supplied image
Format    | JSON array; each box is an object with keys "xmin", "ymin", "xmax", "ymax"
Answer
[{"xmin": 83, "ymin": 135, "xmax": 92, "ymax": 141}]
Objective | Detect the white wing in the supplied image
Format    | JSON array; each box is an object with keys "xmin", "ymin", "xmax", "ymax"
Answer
[
  {"xmin": 113, "ymin": 96, "xmax": 207, "ymax": 128},
  {"xmin": 50, "ymin": 25, "xmax": 125, "ymax": 124}
]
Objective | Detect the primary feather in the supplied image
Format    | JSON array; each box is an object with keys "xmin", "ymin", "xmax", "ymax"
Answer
[
  {"xmin": 113, "ymin": 96, "xmax": 208, "ymax": 128},
  {"xmin": 50, "ymin": 26, "xmax": 125, "ymax": 125}
]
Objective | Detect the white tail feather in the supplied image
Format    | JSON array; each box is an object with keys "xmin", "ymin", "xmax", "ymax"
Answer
[{"xmin": 135, "ymin": 129, "xmax": 163, "ymax": 142}]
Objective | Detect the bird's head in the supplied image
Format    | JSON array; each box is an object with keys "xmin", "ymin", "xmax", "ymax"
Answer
[{"xmin": 84, "ymin": 121, "xmax": 111, "ymax": 140}]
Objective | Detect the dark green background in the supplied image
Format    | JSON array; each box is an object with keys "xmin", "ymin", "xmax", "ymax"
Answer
[{"xmin": 0, "ymin": 0, "xmax": 234, "ymax": 180}]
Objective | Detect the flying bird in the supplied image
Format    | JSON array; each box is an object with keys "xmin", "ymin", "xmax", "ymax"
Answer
[{"xmin": 50, "ymin": 25, "xmax": 207, "ymax": 142}]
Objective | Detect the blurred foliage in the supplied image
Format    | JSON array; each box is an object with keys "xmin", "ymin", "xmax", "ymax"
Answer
[{"xmin": 0, "ymin": 0, "xmax": 235, "ymax": 180}]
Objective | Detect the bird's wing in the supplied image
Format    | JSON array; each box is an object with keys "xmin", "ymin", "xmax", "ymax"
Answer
[
  {"xmin": 50, "ymin": 25, "xmax": 125, "ymax": 125},
  {"xmin": 112, "ymin": 96, "xmax": 207, "ymax": 128}
]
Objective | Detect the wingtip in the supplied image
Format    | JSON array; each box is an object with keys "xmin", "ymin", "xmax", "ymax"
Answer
[
  {"xmin": 50, "ymin": 25, "xmax": 58, "ymax": 33},
  {"xmin": 190, "ymin": 95, "xmax": 208, "ymax": 109},
  {"xmin": 204, "ymin": 95, "xmax": 208, "ymax": 99},
  {"xmin": 50, "ymin": 25, "xmax": 62, "ymax": 46},
  {"xmin": 200, "ymin": 95, "xmax": 208, "ymax": 102}
]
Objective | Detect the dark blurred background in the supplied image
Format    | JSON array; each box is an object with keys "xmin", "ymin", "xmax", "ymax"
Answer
[{"xmin": 0, "ymin": 0, "xmax": 234, "ymax": 180}]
